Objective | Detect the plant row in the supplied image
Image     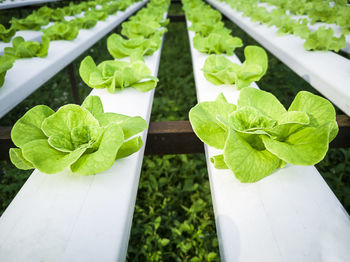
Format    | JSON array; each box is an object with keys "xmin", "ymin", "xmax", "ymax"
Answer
[
  {"xmin": 214, "ymin": 0, "xmax": 346, "ymax": 51},
  {"xmin": 9, "ymin": 0, "xmax": 170, "ymax": 176},
  {"xmin": 0, "ymin": 0, "xmax": 140, "ymax": 88},
  {"xmin": 183, "ymin": 0, "xmax": 338, "ymax": 183}
]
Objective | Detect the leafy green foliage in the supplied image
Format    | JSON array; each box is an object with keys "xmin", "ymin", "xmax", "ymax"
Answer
[
  {"xmin": 193, "ymin": 31, "xmax": 243, "ymax": 55},
  {"xmin": 10, "ymin": 13, "xmax": 49, "ymax": 31},
  {"xmin": 0, "ymin": 3, "xmax": 349, "ymax": 261},
  {"xmin": 304, "ymin": 27, "xmax": 346, "ymax": 52},
  {"xmin": 203, "ymin": 46, "xmax": 268, "ymax": 89},
  {"xmin": 4, "ymin": 36, "xmax": 50, "ymax": 59},
  {"xmin": 79, "ymin": 56, "xmax": 158, "ymax": 93},
  {"xmin": 122, "ymin": 20, "xmax": 167, "ymax": 39},
  {"xmin": 107, "ymin": 33, "xmax": 162, "ymax": 59},
  {"xmin": 0, "ymin": 55, "xmax": 15, "ymax": 88},
  {"xmin": 0, "ymin": 24, "xmax": 16, "ymax": 43},
  {"xmin": 127, "ymin": 154, "xmax": 219, "ymax": 261},
  {"xmin": 43, "ymin": 22, "xmax": 79, "ymax": 41},
  {"xmin": 220, "ymin": 0, "xmax": 347, "ymax": 51},
  {"xmin": 84, "ymin": 10, "xmax": 109, "ymax": 21},
  {"xmin": 189, "ymin": 88, "xmax": 338, "ymax": 182},
  {"xmin": 10, "ymin": 96, "xmax": 147, "ymax": 175}
]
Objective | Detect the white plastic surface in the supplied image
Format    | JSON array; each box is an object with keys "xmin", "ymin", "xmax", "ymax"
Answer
[
  {"xmin": 0, "ymin": 31, "xmax": 42, "ymax": 55},
  {"xmin": 187, "ymin": 20, "xmax": 350, "ymax": 262},
  {"xmin": 0, "ymin": 0, "xmax": 147, "ymax": 118},
  {"xmin": 257, "ymin": 1, "xmax": 350, "ymax": 54},
  {"xmin": 0, "ymin": 15, "xmax": 166, "ymax": 262},
  {"xmin": 206, "ymin": 0, "xmax": 350, "ymax": 117},
  {"xmin": 0, "ymin": 0, "xmax": 60, "ymax": 10},
  {"xmin": 0, "ymin": 15, "xmax": 87, "ymax": 55}
]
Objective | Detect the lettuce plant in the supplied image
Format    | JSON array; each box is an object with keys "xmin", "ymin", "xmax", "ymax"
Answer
[
  {"xmin": 304, "ymin": 27, "xmax": 346, "ymax": 52},
  {"xmin": 107, "ymin": 33, "xmax": 162, "ymax": 59},
  {"xmin": 50, "ymin": 9, "xmax": 66, "ymax": 22},
  {"xmin": 336, "ymin": 7, "xmax": 350, "ymax": 35},
  {"xmin": 70, "ymin": 16, "xmax": 98, "ymax": 30},
  {"xmin": 35, "ymin": 6, "xmax": 52, "ymax": 21},
  {"xmin": 203, "ymin": 46, "xmax": 268, "ymax": 89},
  {"xmin": 189, "ymin": 88, "xmax": 338, "ymax": 183},
  {"xmin": 43, "ymin": 22, "xmax": 79, "ymax": 41},
  {"xmin": 130, "ymin": 12, "xmax": 169, "ymax": 27},
  {"xmin": 84, "ymin": 10, "xmax": 109, "ymax": 21},
  {"xmin": 121, "ymin": 20, "xmax": 167, "ymax": 39},
  {"xmin": 189, "ymin": 22, "xmax": 230, "ymax": 37},
  {"xmin": 186, "ymin": 6, "xmax": 222, "ymax": 25},
  {"xmin": 115, "ymin": 0, "xmax": 134, "ymax": 11},
  {"xmin": 11, "ymin": 14, "xmax": 49, "ymax": 31},
  {"xmin": 308, "ymin": 3, "xmax": 337, "ymax": 24},
  {"xmin": 9, "ymin": 96, "xmax": 147, "ymax": 175},
  {"xmin": 0, "ymin": 24, "xmax": 16, "ymax": 43},
  {"xmin": 35, "ymin": 6, "xmax": 65, "ymax": 22},
  {"xmin": 4, "ymin": 36, "xmax": 50, "ymax": 59},
  {"xmin": 102, "ymin": 2, "xmax": 120, "ymax": 15},
  {"xmin": 0, "ymin": 55, "xmax": 15, "ymax": 88},
  {"xmin": 193, "ymin": 31, "xmax": 243, "ymax": 55},
  {"xmin": 79, "ymin": 56, "xmax": 158, "ymax": 93}
]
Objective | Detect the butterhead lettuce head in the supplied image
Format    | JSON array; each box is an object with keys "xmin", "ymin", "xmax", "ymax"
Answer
[
  {"xmin": 79, "ymin": 56, "xmax": 158, "ymax": 93},
  {"xmin": 203, "ymin": 46, "xmax": 268, "ymax": 89},
  {"xmin": 10, "ymin": 96, "xmax": 147, "ymax": 175},
  {"xmin": 189, "ymin": 88, "xmax": 338, "ymax": 183}
]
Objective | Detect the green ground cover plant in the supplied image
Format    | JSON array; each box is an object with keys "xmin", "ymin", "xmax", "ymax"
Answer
[{"xmin": 0, "ymin": 2, "xmax": 349, "ymax": 261}]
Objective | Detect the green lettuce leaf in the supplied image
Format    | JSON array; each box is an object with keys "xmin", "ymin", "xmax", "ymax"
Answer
[
  {"xmin": 304, "ymin": 27, "xmax": 346, "ymax": 52},
  {"xmin": 121, "ymin": 20, "xmax": 166, "ymax": 39},
  {"xmin": 189, "ymin": 88, "xmax": 338, "ymax": 183},
  {"xmin": 189, "ymin": 93, "xmax": 236, "ymax": 149},
  {"xmin": 43, "ymin": 22, "xmax": 79, "ymax": 41},
  {"xmin": 0, "ymin": 24, "xmax": 16, "ymax": 43},
  {"xmin": 9, "ymin": 96, "xmax": 148, "ymax": 175},
  {"xmin": 11, "ymin": 14, "xmax": 49, "ymax": 31},
  {"xmin": 224, "ymin": 129, "xmax": 282, "ymax": 183},
  {"xmin": 79, "ymin": 56, "xmax": 158, "ymax": 93},
  {"xmin": 193, "ymin": 31, "xmax": 243, "ymax": 55},
  {"xmin": 107, "ymin": 33, "xmax": 162, "ymax": 59},
  {"xmin": 203, "ymin": 46, "xmax": 268, "ymax": 89},
  {"xmin": 0, "ymin": 55, "xmax": 15, "ymax": 88},
  {"xmin": 4, "ymin": 35, "xmax": 50, "ymax": 59}
]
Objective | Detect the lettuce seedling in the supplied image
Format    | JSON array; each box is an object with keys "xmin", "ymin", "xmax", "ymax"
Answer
[
  {"xmin": 43, "ymin": 22, "xmax": 79, "ymax": 41},
  {"xmin": 186, "ymin": 6, "xmax": 222, "ymax": 25},
  {"xmin": 9, "ymin": 96, "xmax": 147, "ymax": 175},
  {"xmin": 121, "ymin": 20, "xmax": 167, "ymax": 39},
  {"xmin": 193, "ymin": 31, "xmax": 243, "ymax": 55},
  {"xmin": 84, "ymin": 10, "xmax": 109, "ymax": 21},
  {"xmin": 0, "ymin": 55, "xmax": 15, "ymax": 87},
  {"xmin": 79, "ymin": 56, "xmax": 158, "ymax": 93},
  {"xmin": 304, "ymin": 27, "xmax": 346, "ymax": 52},
  {"xmin": 107, "ymin": 33, "xmax": 162, "ymax": 59},
  {"xmin": 70, "ymin": 16, "xmax": 98, "ymax": 30},
  {"xmin": 189, "ymin": 88, "xmax": 338, "ymax": 183},
  {"xmin": 0, "ymin": 24, "xmax": 16, "ymax": 43},
  {"xmin": 11, "ymin": 14, "xmax": 49, "ymax": 31},
  {"xmin": 203, "ymin": 46, "xmax": 268, "ymax": 89},
  {"xmin": 4, "ymin": 36, "xmax": 50, "ymax": 59},
  {"xmin": 336, "ymin": 7, "xmax": 350, "ymax": 35},
  {"xmin": 192, "ymin": 21, "xmax": 230, "ymax": 36},
  {"xmin": 130, "ymin": 12, "xmax": 169, "ymax": 27}
]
